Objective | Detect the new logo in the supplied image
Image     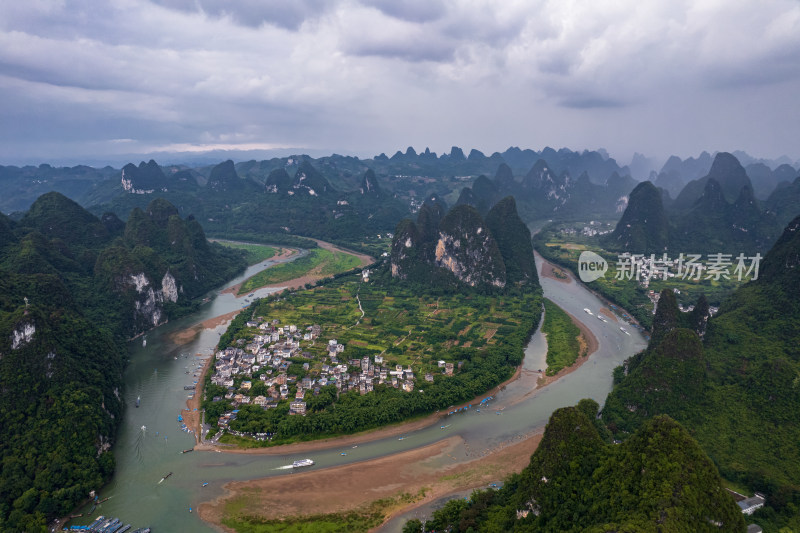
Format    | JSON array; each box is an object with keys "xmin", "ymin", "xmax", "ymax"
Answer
[{"xmin": 578, "ymin": 251, "xmax": 608, "ymax": 282}]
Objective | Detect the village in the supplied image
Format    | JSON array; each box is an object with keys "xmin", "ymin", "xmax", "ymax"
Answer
[{"xmin": 208, "ymin": 317, "xmax": 455, "ymax": 436}]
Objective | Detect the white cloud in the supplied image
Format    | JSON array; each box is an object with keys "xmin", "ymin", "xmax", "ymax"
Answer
[{"xmin": 0, "ymin": 0, "xmax": 799, "ymax": 162}]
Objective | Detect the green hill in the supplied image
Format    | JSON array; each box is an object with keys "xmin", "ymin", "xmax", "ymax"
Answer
[
  {"xmin": 422, "ymin": 406, "xmax": 744, "ymax": 532},
  {"xmin": 0, "ymin": 192, "xmax": 246, "ymax": 531}
]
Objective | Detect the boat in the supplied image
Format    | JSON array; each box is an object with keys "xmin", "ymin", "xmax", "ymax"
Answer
[
  {"xmin": 135, "ymin": 396, "xmax": 140, "ymax": 408},
  {"xmin": 181, "ymin": 449, "xmax": 193, "ymax": 454},
  {"xmin": 292, "ymin": 459, "xmax": 315, "ymax": 468},
  {"xmin": 158, "ymin": 471, "xmax": 173, "ymax": 483},
  {"xmin": 441, "ymin": 424, "xmax": 451, "ymax": 429},
  {"xmin": 202, "ymin": 482, "xmax": 209, "ymax": 487},
  {"xmin": 87, "ymin": 516, "xmax": 105, "ymax": 530},
  {"xmin": 583, "ymin": 308, "xmax": 593, "ymax": 316},
  {"xmin": 340, "ymin": 452, "xmax": 347, "ymax": 455},
  {"xmin": 248, "ymin": 293, "xmax": 255, "ymax": 297},
  {"xmin": 142, "ymin": 338, "xmax": 146, "ymax": 347}
]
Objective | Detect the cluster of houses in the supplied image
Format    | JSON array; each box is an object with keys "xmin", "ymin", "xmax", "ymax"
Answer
[{"xmin": 209, "ymin": 318, "xmax": 454, "ymax": 430}]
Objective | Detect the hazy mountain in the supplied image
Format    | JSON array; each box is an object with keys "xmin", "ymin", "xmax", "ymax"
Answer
[
  {"xmin": 766, "ymin": 175, "xmax": 800, "ymax": 227},
  {"xmin": 290, "ymin": 160, "xmax": 335, "ymax": 196},
  {"xmin": 359, "ymin": 168, "xmax": 381, "ymax": 196},
  {"xmin": 672, "ymin": 179, "xmax": 780, "ymax": 254},
  {"xmin": 673, "ymin": 152, "xmax": 753, "ymax": 210},
  {"xmin": 206, "ymin": 159, "xmax": 257, "ymax": 192},
  {"xmin": 264, "ymin": 167, "xmax": 293, "ymax": 193},
  {"xmin": 604, "ymin": 181, "xmax": 669, "ymax": 253}
]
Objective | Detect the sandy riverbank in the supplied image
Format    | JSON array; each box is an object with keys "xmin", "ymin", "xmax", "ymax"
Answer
[
  {"xmin": 191, "ymin": 303, "xmax": 600, "ymax": 531},
  {"xmin": 223, "ymin": 240, "xmax": 374, "ymax": 296},
  {"xmin": 199, "ymin": 428, "xmax": 544, "ymax": 532},
  {"xmin": 540, "ymin": 261, "xmax": 571, "ymax": 283},
  {"xmin": 192, "ymin": 249, "xmax": 604, "ymax": 530},
  {"xmin": 221, "ymin": 247, "xmax": 298, "ymax": 296},
  {"xmin": 182, "ymin": 352, "xmax": 215, "ymax": 444}
]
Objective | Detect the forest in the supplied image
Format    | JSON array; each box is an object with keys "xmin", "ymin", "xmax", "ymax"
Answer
[
  {"xmin": 414, "ymin": 403, "xmax": 745, "ymax": 532},
  {"xmin": 0, "ymin": 193, "xmax": 246, "ymax": 531}
]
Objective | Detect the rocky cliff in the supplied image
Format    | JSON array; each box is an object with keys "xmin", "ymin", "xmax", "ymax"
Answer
[{"xmin": 391, "ymin": 200, "xmax": 536, "ymax": 291}]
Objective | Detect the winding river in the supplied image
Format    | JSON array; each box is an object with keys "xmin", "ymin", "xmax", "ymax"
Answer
[{"xmin": 66, "ymin": 250, "xmax": 646, "ymax": 532}]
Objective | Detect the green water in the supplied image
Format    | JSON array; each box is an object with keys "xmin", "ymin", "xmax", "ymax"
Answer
[{"xmin": 68, "ymin": 251, "xmax": 646, "ymax": 532}]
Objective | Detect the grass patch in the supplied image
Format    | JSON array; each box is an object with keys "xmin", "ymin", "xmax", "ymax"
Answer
[
  {"xmin": 221, "ymin": 490, "xmax": 427, "ymax": 533},
  {"xmin": 542, "ymin": 298, "xmax": 582, "ymax": 375},
  {"xmin": 238, "ymin": 248, "xmax": 361, "ymax": 294},
  {"xmin": 218, "ymin": 242, "xmax": 279, "ymax": 265}
]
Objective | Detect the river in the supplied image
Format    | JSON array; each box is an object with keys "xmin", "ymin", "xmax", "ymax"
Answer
[{"xmin": 66, "ymin": 250, "xmax": 646, "ymax": 532}]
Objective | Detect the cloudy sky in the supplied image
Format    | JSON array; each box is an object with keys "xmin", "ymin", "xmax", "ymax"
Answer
[{"xmin": 1, "ymin": 0, "xmax": 799, "ymax": 166}]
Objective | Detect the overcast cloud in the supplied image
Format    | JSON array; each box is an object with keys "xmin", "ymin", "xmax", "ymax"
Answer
[{"xmin": 1, "ymin": 0, "xmax": 798, "ymax": 165}]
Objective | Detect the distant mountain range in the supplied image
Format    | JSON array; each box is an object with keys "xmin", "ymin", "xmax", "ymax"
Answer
[
  {"xmin": 1, "ymin": 146, "xmax": 797, "ymax": 261},
  {"xmin": 606, "ymin": 152, "xmax": 796, "ymax": 255}
]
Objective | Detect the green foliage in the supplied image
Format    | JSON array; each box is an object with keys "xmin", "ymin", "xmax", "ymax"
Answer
[
  {"xmin": 533, "ymin": 223, "xmax": 751, "ymax": 329},
  {"xmin": 421, "ymin": 408, "xmax": 745, "ymax": 532},
  {"xmin": 212, "ymin": 266, "xmax": 542, "ymax": 444},
  {"xmin": 601, "ymin": 215, "xmax": 800, "ymax": 526},
  {"xmin": 0, "ymin": 192, "xmax": 246, "ymax": 529},
  {"xmin": 220, "ymin": 490, "xmax": 425, "ymax": 533},
  {"xmin": 216, "ymin": 241, "xmax": 278, "ymax": 265},
  {"xmin": 650, "ymin": 288, "xmax": 679, "ymax": 347},
  {"xmin": 238, "ymin": 248, "xmax": 361, "ymax": 294},
  {"xmin": 602, "ymin": 329, "xmax": 706, "ymax": 435},
  {"xmin": 541, "ymin": 299, "xmax": 582, "ymax": 375},
  {"xmin": 484, "ymin": 196, "xmax": 538, "ymax": 286}
]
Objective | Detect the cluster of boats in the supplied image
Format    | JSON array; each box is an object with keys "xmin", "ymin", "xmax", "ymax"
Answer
[
  {"xmin": 65, "ymin": 516, "xmax": 150, "ymax": 532},
  {"xmin": 585, "ymin": 307, "xmax": 631, "ymax": 334}
]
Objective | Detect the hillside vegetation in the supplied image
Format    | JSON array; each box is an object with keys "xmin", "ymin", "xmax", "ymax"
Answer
[{"xmin": 0, "ymin": 193, "xmax": 245, "ymax": 531}]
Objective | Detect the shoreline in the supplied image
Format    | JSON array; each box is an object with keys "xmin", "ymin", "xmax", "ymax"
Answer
[
  {"xmin": 223, "ymin": 239, "xmax": 374, "ymax": 296},
  {"xmin": 221, "ymin": 246, "xmax": 299, "ymax": 297},
  {"xmin": 535, "ymin": 251, "xmax": 647, "ymax": 331},
  {"xmin": 192, "ymin": 352, "xmax": 525, "ymax": 455},
  {"xmin": 191, "ymin": 250, "xmax": 607, "ymax": 530},
  {"xmin": 199, "ymin": 428, "xmax": 546, "ymax": 532},
  {"xmin": 194, "ymin": 306, "xmax": 600, "ymax": 533}
]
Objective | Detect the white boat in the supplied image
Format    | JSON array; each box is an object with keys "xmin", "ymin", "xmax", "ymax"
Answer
[
  {"xmin": 292, "ymin": 459, "xmax": 314, "ymax": 468},
  {"xmin": 584, "ymin": 308, "xmax": 593, "ymax": 316}
]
